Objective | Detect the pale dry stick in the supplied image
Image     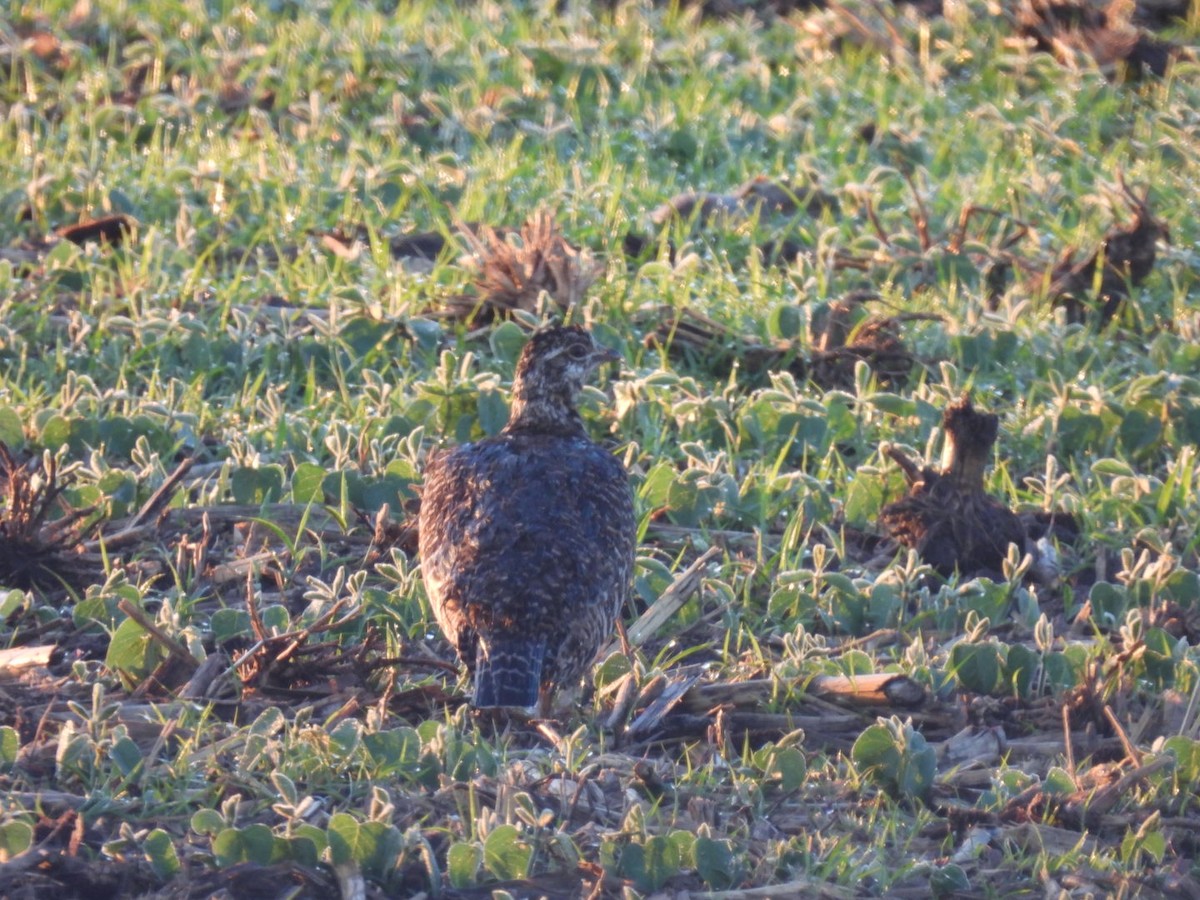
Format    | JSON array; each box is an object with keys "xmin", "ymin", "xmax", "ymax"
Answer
[
  {"xmin": 606, "ymin": 545, "xmax": 722, "ymax": 656},
  {"xmin": 335, "ymin": 860, "xmax": 366, "ymax": 900},
  {"xmin": 1104, "ymin": 704, "xmax": 1144, "ymax": 767},
  {"xmin": 1063, "ymin": 703, "xmax": 1077, "ymax": 781},
  {"xmin": 116, "ymin": 598, "xmax": 200, "ymax": 670},
  {"xmin": 692, "ymin": 877, "xmax": 856, "ymax": 899},
  {"xmin": 535, "ymin": 720, "xmax": 570, "ymax": 756},
  {"xmin": 603, "ymin": 671, "xmax": 640, "ymax": 733},
  {"xmin": 829, "ymin": 628, "xmax": 903, "ymax": 655},
  {"xmin": 625, "ymin": 672, "xmax": 701, "ymax": 741},
  {"xmin": 245, "ymin": 569, "xmax": 268, "ymax": 644},
  {"xmin": 681, "ymin": 672, "xmax": 926, "ymax": 712},
  {"xmin": 0, "ymin": 644, "xmax": 55, "ymax": 672},
  {"xmin": 129, "ymin": 456, "xmax": 196, "ymax": 529},
  {"xmin": 79, "ymin": 456, "xmax": 195, "ymax": 553},
  {"xmin": 178, "ymin": 651, "xmax": 230, "ymax": 701},
  {"xmin": 1063, "ymin": 755, "xmax": 1174, "ymax": 826}
]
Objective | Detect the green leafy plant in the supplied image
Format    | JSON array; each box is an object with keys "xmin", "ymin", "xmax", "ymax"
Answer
[{"xmin": 852, "ymin": 717, "xmax": 937, "ymax": 803}]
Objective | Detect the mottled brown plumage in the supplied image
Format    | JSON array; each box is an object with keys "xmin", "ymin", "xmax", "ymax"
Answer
[
  {"xmin": 418, "ymin": 326, "xmax": 636, "ymax": 710},
  {"xmin": 880, "ymin": 396, "xmax": 1025, "ymax": 577}
]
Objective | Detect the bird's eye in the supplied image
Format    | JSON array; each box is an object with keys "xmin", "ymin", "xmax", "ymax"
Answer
[{"xmin": 567, "ymin": 344, "xmax": 590, "ymax": 360}]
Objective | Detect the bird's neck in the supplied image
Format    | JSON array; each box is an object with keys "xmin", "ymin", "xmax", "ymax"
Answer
[{"xmin": 505, "ymin": 388, "xmax": 585, "ymax": 436}]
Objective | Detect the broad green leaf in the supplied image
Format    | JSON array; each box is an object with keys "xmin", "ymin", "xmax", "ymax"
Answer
[
  {"xmin": 1164, "ymin": 737, "xmax": 1200, "ymax": 785},
  {"xmin": 767, "ymin": 303, "xmax": 803, "ymax": 339},
  {"xmin": 329, "ymin": 720, "xmax": 362, "ymax": 756},
  {"xmin": 1088, "ymin": 582, "xmax": 1128, "ymax": 625},
  {"xmin": 620, "ymin": 835, "xmax": 679, "ymax": 893},
  {"xmin": 1043, "ymin": 766, "xmax": 1075, "ymax": 795},
  {"xmin": 851, "ymin": 724, "xmax": 901, "ymax": 774},
  {"xmin": 210, "ymin": 608, "xmax": 252, "ymax": 644},
  {"xmin": 327, "ymin": 814, "xmax": 401, "ymax": 877},
  {"xmin": 0, "ymin": 407, "xmax": 23, "ymax": 448},
  {"xmin": 447, "ymin": 841, "xmax": 482, "ymax": 889},
  {"xmin": 0, "ymin": 589, "xmax": 25, "ymax": 618},
  {"xmin": 294, "ymin": 823, "xmax": 328, "ymax": 859},
  {"xmin": 843, "ymin": 476, "xmax": 884, "ymax": 527},
  {"xmin": 767, "ymin": 746, "xmax": 808, "ymax": 792},
  {"xmin": 212, "ymin": 828, "xmax": 245, "ymax": 867},
  {"xmin": 1119, "ymin": 408, "xmax": 1161, "ymax": 455},
  {"xmin": 271, "ymin": 772, "xmax": 298, "ymax": 806},
  {"xmin": 0, "ymin": 821, "xmax": 33, "ymax": 863},
  {"xmin": 327, "ymin": 814, "xmax": 369, "ymax": 866},
  {"xmin": 896, "ymin": 730, "xmax": 937, "ymax": 800},
  {"xmin": 289, "ymin": 834, "xmax": 321, "ymax": 867},
  {"xmin": 292, "ymin": 462, "xmax": 327, "ymax": 503},
  {"xmin": 930, "ymin": 863, "xmax": 970, "ymax": 897},
  {"xmin": 484, "ymin": 824, "xmax": 531, "ymax": 880},
  {"xmin": 865, "ymin": 393, "xmax": 916, "ymax": 417},
  {"xmin": 1090, "ymin": 458, "xmax": 1134, "ymax": 478},
  {"xmin": 144, "ymin": 829, "xmax": 181, "ymax": 880},
  {"xmin": 1004, "ymin": 644, "xmax": 1038, "ymax": 698},
  {"xmin": 1043, "ymin": 652, "xmax": 1076, "ymax": 690},
  {"xmin": 0, "ymin": 725, "xmax": 19, "ymax": 766},
  {"xmin": 105, "ymin": 616, "xmax": 165, "ymax": 680},
  {"xmin": 639, "ymin": 834, "xmax": 680, "ymax": 892},
  {"xmin": 638, "ymin": 461, "xmax": 676, "ymax": 509},
  {"xmin": 488, "ymin": 320, "xmax": 527, "ymax": 363},
  {"xmin": 364, "ymin": 728, "xmax": 422, "ymax": 774},
  {"xmin": 668, "ymin": 830, "xmax": 695, "ymax": 868},
  {"xmin": 239, "ymin": 823, "xmax": 280, "ymax": 865},
  {"xmin": 477, "ymin": 390, "xmax": 509, "ymax": 436},
  {"xmin": 97, "ymin": 470, "xmax": 137, "ymax": 517},
  {"xmin": 853, "ymin": 719, "xmax": 935, "ymax": 801},
  {"xmin": 1164, "ymin": 569, "xmax": 1200, "ymax": 604},
  {"xmin": 230, "ymin": 465, "xmax": 286, "ymax": 504},
  {"xmin": 191, "ymin": 809, "xmax": 224, "ymax": 836},
  {"xmin": 949, "ymin": 642, "xmax": 1004, "ymax": 694},
  {"xmin": 1142, "ymin": 627, "xmax": 1178, "ymax": 688},
  {"xmin": 406, "ymin": 317, "xmax": 443, "ymax": 351},
  {"xmin": 694, "ymin": 836, "xmax": 737, "ymax": 889},
  {"xmin": 592, "ymin": 651, "xmax": 631, "ymax": 689},
  {"xmin": 110, "ymin": 736, "xmax": 142, "ymax": 777},
  {"xmin": 249, "ymin": 706, "xmax": 286, "ymax": 737}
]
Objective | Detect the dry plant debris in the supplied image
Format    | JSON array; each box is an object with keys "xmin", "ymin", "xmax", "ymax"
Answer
[
  {"xmin": 880, "ymin": 396, "xmax": 1026, "ymax": 577},
  {"xmin": 55, "ymin": 214, "xmax": 138, "ymax": 247},
  {"xmin": 809, "ymin": 291, "xmax": 931, "ymax": 389},
  {"xmin": 639, "ymin": 294, "xmax": 927, "ymax": 389},
  {"xmin": 638, "ymin": 306, "xmax": 806, "ymax": 381},
  {"xmin": 1015, "ymin": 0, "xmax": 1178, "ymax": 78},
  {"xmin": 437, "ymin": 210, "xmax": 601, "ymax": 324},
  {"xmin": 0, "ymin": 443, "xmax": 97, "ymax": 591},
  {"xmin": 1030, "ymin": 181, "xmax": 1168, "ymax": 324},
  {"xmin": 649, "ymin": 175, "xmax": 840, "ymax": 228}
]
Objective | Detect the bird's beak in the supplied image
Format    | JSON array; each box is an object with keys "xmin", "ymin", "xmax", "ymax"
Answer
[{"xmin": 593, "ymin": 345, "xmax": 621, "ymax": 368}]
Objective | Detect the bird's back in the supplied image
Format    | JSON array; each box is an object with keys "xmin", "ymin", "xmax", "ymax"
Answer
[{"xmin": 419, "ymin": 430, "xmax": 635, "ymax": 706}]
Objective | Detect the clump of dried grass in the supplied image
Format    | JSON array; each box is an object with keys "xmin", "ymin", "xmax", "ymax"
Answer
[
  {"xmin": 444, "ymin": 210, "xmax": 601, "ymax": 324},
  {"xmin": 1030, "ymin": 178, "xmax": 1168, "ymax": 324},
  {"xmin": 0, "ymin": 443, "xmax": 95, "ymax": 591}
]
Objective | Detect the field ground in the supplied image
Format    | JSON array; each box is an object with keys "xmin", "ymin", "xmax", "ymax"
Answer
[{"xmin": 2, "ymin": 1, "xmax": 1200, "ymax": 897}]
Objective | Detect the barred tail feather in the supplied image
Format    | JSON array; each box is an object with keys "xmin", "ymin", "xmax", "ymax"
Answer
[{"xmin": 473, "ymin": 637, "xmax": 545, "ymax": 708}]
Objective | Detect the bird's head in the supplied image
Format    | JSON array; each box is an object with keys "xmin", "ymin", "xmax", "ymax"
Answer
[
  {"xmin": 508, "ymin": 325, "xmax": 619, "ymax": 432},
  {"xmin": 514, "ymin": 325, "xmax": 618, "ymax": 397}
]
